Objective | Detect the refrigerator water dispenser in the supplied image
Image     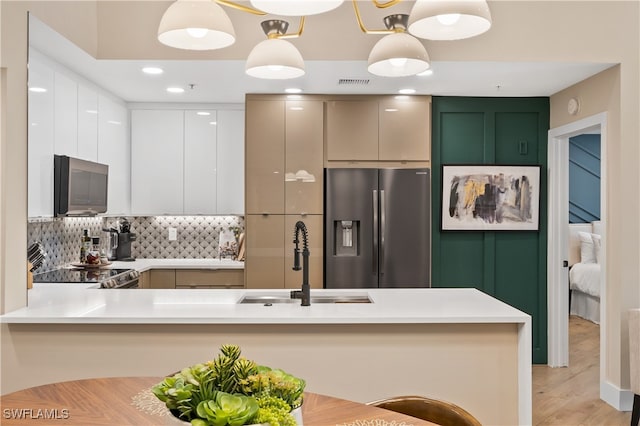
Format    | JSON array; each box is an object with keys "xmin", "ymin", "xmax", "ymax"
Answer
[{"xmin": 334, "ymin": 220, "xmax": 359, "ymax": 256}]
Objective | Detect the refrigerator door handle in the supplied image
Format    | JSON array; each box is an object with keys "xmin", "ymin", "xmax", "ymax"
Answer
[
  {"xmin": 373, "ymin": 189, "xmax": 378, "ymax": 275},
  {"xmin": 380, "ymin": 189, "xmax": 385, "ymax": 276}
]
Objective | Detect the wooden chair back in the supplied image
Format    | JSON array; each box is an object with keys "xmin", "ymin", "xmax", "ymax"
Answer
[{"xmin": 367, "ymin": 395, "xmax": 482, "ymax": 426}]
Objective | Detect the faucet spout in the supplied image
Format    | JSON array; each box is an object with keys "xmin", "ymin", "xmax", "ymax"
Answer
[{"xmin": 291, "ymin": 221, "xmax": 311, "ymax": 306}]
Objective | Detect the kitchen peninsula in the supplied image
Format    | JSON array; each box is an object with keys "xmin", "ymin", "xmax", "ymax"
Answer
[{"xmin": 0, "ymin": 286, "xmax": 530, "ymax": 425}]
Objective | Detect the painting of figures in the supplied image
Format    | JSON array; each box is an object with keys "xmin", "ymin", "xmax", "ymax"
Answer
[{"xmin": 441, "ymin": 165, "xmax": 541, "ymax": 231}]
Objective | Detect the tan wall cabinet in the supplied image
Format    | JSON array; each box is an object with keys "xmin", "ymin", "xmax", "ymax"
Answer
[
  {"xmin": 175, "ymin": 269, "xmax": 244, "ymax": 289},
  {"xmin": 285, "ymin": 214, "xmax": 323, "ymax": 290},
  {"xmin": 285, "ymin": 100, "xmax": 324, "ymax": 215},
  {"xmin": 245, "ymin": 100, "xmax": 285, "ymax": 214},
  {"xmin": 245, "ymin": 96, "xmax": 325, "ymax": 289},
  {"xmin": 378, "ymin": 97, "xmax": 431, "ymax": 161},
  {"xmin": 326, "ymin": 96, "xmax": 431, "ymax": 163},
  {"xmin": 245, "ymin": 214, "xmax": 285, "ymax": 289},
  {"xmin": 149, "ymin": 269, "xmax": 176, "ymax": 289},
  {"xmin": 325, "ymin": 100, "xmax": 378, "ymax": 161}
]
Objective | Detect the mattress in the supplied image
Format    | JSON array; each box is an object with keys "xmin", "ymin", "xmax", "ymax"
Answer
[{"xmin": 569, "ymin": 262, "xmax": 601, "ymax": 297}]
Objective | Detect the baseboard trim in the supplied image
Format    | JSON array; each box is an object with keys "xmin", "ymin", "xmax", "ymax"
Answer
[{"xmin": 601, "ymin": 380, "xmax": 634, "ymax": 411}]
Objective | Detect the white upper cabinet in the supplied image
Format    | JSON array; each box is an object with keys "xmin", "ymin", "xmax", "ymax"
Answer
[
  {"xmin": 77, "ymin": 83, "xmax": 98, "ymax": 162},
  {"xmin": 97, "ymin": 95, "xmax": 130, "ymax": 216},
  {"xmin": 27, "ymin": 50, "xmax": 130, "ymax": 218},
  {"xmin": 216, "ymin": 110, "xmax": 244, "ymax": 215},
  {"xmin": 131, "ymin": 110, "xmax": 185, "ymax": 215},
  {"xmin": 131, "ymin": 108, "xmax": 244, "ymax": 216},
  {"xmin": 53, "ymin": 72, "xmax": 78, "ymax": 156},
  {"xmin": 184, "ymin": 110, "xmax": 218, "ymax": 214},
  {"xmin": 27, "ymin": 54, "xmax": 55, "ymax": 217}
]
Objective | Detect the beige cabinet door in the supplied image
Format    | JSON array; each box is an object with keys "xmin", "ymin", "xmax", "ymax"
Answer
[
  {"xmin": 285, "ymin": 100, "xmax": 324, "ymax": 215},
  {"xmin": 149, "ymin": 269, "xmax": 176, "ymax": 289},
  {"xmin": 245, "ymin": 100, "xmax": 285, "ymax": 214},
  {"xmin": 285, "ymin": 215, "xmax": 323, "ymax": 289},
  {"xmin": 326, "ymin": 100, "xmax": 378, "ymax": 161},
  {"xmin": 379, "ymin": 97, "xmax": 431, "ymax": 161},
  {"xmin": 175, "ymin": 269, "xmax": 244, "ymax": 288},
  {"xmin": 245, "ymin": 214, "xmax": 285, "ymax": 289},
  {"xmin": 139, "ymin": 271, "xmax": 150, "ymax": 289}
]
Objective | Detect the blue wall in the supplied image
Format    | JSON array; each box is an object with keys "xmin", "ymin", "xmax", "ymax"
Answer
[{"xmin": 569, "ymin": 134, "xmax": 601, "ymax": 223}]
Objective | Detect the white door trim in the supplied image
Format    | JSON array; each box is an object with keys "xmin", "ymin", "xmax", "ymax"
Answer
[{"xmin": 547, "ymin": 111, "xmax": 609, "ymax": 398}]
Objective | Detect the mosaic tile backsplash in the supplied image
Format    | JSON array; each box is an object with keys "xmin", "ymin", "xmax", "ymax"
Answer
[{"xmin": 27, "ymin": 216, "xmax": 244, "ymax": 272}]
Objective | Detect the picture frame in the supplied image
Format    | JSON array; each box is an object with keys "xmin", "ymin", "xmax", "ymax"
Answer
[{"xmin": 441, "ymin": 164, "xmax": 541, "ymax": 231}]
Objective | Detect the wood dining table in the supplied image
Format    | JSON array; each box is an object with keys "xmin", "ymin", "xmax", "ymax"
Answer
[{"xmin": 0, "ymin": 377, "xmax": 437, "ymax": 425}]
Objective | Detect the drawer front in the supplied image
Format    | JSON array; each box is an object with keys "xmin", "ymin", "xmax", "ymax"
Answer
[{"xmin": 175, "ymin": 269, "xmax": 244, "ymax": 288}]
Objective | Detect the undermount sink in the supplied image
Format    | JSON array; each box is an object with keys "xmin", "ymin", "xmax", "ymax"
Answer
[{"xmin": 238, "ymin": 293, "xmax": 373, "ymax": 305}]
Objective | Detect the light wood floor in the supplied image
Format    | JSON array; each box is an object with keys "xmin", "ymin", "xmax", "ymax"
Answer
[{"xmin": 533, "ymin": 316, "xmax": 632, "ymax": 425}]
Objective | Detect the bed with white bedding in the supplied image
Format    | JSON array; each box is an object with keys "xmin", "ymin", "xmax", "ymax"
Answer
[{"xmin": 568, "ymin": 221, "xmax": 602, "ymax": 323}]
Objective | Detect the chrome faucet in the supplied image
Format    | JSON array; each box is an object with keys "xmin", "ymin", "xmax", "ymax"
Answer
[{"xmin": 290, "ymin": 221, "xmax": 311, "ymax": 306}]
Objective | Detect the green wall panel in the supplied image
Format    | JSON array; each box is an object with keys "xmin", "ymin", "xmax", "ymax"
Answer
[
  {"xmin": 440, "ymin": 112, "xmax": 486, "ymax": 162},
  {"xmin": 432, "ymin": 97, "xmax": 549, "ymax": 364},
  {"xmin": 438, "ymin": 233, "xmax": 485, "ymax": 288}
]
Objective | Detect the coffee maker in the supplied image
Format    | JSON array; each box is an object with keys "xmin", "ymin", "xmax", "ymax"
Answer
[
  {"xmin": 115, "ymin": 218, "xmax": 136, "ymax": 261},
  {"xmin": 102, "ymin": 228, "xmax": 119, "ymax": 261}
]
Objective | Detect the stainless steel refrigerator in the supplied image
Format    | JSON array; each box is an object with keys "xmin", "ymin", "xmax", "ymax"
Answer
[{"xmin": 324, "ymin": 168, "xmax": 431, "ymax": 288}]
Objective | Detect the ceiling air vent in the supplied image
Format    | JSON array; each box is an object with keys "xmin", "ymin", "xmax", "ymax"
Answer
[{"xmin": 338, "ymin": 78, "xmax": 370, "ymax": 86}]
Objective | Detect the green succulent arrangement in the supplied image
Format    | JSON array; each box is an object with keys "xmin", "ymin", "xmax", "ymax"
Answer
[{"xmin": 152, "ymin": 344, "xmax": 305, "ymax": 426}]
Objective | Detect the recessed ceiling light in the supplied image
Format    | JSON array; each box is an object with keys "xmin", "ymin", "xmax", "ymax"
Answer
[
  {"xmin": 287, "ymin": 94, "xmax": 302, "ymax": 100},
  {"xmin": 290, "ymin": 106, "xmax": 304, "ymax": 111},
  {"xmin": 398, "ymin": 88, "xmax": 416, "ymax": 95},
  {"xmin": 395, "ymin": 95, "xmax": 410, "ymax": 100},
  {"xmin": 28, "ymin": 87, "xmax": 47, "ymax": 93},
  {"xmin": 209, "ymin": 121, "xmax": 217, "ymax": 125},
  {"xmin": 285, "ymin": 88, "xmax": 302, "ymax": 94},
  {"xmin": 107, "ymin": 120, "xmax": 122, "ymax": 125},
  {"xmin": 385, "ymin": 108, "xmax": 399, "ymax": 112},
  {"xmin": 85, "ymin": 110, "xmax": 98, "ymax": 114},
  {"xmin": 196, "ymin": 111, "xmax": 211, "ymax": 116},
  {"xmin": 142, "ymin": 67, "xmax": 164, "ymax": 75},
  {"xmin": 417, "ymin": 69, "xmax": 433, "ymax": 76},
  {"xmin": 166, "ymin": 87, "xmax": 184, "ymax": 93}
]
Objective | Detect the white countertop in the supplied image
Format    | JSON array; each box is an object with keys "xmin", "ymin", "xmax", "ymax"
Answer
[
  {"xmin": 1, "ymin": 287, "xmax": 530, "ymax": 325},
  {"xmin": 108, "ymin": 258, "xmax": 244, "ymax": 271}
]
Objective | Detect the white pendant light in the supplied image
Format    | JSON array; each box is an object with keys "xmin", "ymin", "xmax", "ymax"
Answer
[
  {"xmin": 367, "ymin": 15, "xmax": 430, "ymax": 78},
  {"xmin": 246, "ymin": 20, "xmax": 305, "ymax": 79},
  {"xmin": 408, "ymin": 0, "xmax": 492, "ymax": 41},
  {"xmin": 158, "ymin": 0, "xmax": 236, "ymax": 50},
  {"xmin": 250, "ymin": 0, "xmax": 343, "ymax": 16}
]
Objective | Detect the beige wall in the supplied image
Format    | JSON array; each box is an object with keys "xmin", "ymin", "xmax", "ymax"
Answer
[
  {"xmin": 1, "ymin": 0, "xmax": 639, "ymax": 400},
  {"xmin": 0, "ymin": 1, "xmax": 98, "ymax": 314},
  {"xmin": 551, "ymin": 64, "xmax": 640, "ymax": 390},
  {"xmin": 1, "ymin": 322, "xmax": 520, "ymax": 425}
]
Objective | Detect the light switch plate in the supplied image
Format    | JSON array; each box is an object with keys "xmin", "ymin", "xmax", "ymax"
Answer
[{"xmin": 168, "ymin": 228, "xmax": 177, "ymax": 241}]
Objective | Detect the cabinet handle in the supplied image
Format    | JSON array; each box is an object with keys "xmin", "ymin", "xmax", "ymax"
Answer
[
  {"xmin": 300, "ymin": 212, "xmax": 307, "ymax": 217},
  {"xmin": 261, "ymin": 212, "xmax": 269, "ymax": 216}
]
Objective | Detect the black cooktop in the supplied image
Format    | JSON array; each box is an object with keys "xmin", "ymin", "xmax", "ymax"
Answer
[{"xmin": 33, "ymin": 268, "xmax": 132, "ymax": 284}]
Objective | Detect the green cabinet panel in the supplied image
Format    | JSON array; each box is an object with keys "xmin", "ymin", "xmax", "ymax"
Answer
[{"xmin": 432, "ymin": 97, "xmax": 549, "ymax": 364}]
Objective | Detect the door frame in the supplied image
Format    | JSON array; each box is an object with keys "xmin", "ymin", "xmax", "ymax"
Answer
[{"xmin": 547, "ymin": 113, "xmax": 607, "ymax": 374}]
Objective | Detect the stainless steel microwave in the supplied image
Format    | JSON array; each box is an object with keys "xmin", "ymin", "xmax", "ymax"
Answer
[{"xmin": 54, "ymin": 155, "xmax": 108, "ymax": 216}]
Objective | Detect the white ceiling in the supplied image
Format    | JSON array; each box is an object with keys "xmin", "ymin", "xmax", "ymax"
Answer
[{"xmin": 29, "ymin": 10, "xmax": 614, "ymax": 104}]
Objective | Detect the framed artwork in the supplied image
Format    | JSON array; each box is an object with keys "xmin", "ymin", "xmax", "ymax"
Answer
[{"xmin": 441, "ymin": 164, "xmax": 541, "ymax": 231}]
